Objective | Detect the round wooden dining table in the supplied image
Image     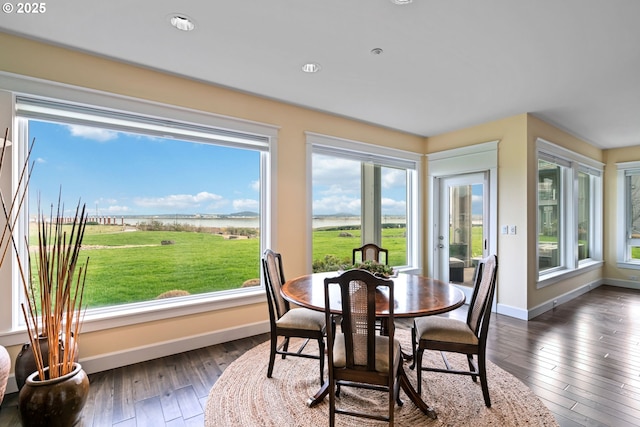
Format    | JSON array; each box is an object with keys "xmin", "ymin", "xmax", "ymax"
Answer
[{"xmin": 280, "ymin": 271, "xmax": 466, "ymax": 419}]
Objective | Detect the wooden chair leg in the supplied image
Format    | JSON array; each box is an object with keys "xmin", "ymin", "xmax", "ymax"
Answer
[
  {"xmin": 388, "ymin": 387, "xmax": 394, "ymax": 425},
  {"xmin": 416, "ymin": 348, "xmax": 424, "ymax": 394},
  {"xmin": 281, "ymin": 337, "xmax": 290, "ymax": 358},
  {"xmin": 329, "ymin": 379, "xmax": 336, "ymax": 427},
  {"xmin": 318, "ymin": 337, "xmax": 325, "ymax": 386},
  {"xmin": 409, "ymin": 325, "xmax": 417, "ymax": 369},
  {"xmin": 479, "ymin": 353, "xmax": 491, "ymax": 407},
  {"xmin": 267, "ymin": 334, "xmax": 277, "ymax": 378},
  {"xmin": 395, "ymin": 365, "xmax": 403, "ymax": 406},
  {"xmin": 467, "ymin": 354, "xmax": 478, "ymax": 382}
]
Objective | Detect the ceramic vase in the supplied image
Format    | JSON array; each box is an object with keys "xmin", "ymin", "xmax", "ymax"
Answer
[
  {"xmin": 18, "ymin": 362, "xmax": 89, "ymax": 427},
  {"xmin": 0, "ymin": 344, "xmax": 10, "ymax": 408},
  {"xmin": 14, "ymin": 335, "xmax": 78, "ymax": 391}
]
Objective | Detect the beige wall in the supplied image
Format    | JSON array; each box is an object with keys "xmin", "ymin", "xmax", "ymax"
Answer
[{"xmin": 427, "ymin": 114, "xmax": 606, "ymax": 313}]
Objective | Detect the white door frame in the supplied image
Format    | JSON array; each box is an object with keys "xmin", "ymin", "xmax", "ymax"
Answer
[{"xmin": 427, "ymin": 141, "xmax": 498, "ymax": 300}]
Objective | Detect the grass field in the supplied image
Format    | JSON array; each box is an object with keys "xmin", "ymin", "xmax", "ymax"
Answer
[
  {"xmin": 27, "ymin": 223, "xmax": 513, "ymax": 309},
  {"xmin": 27, "ymin": 224, "xmax": 409, "ymax": 308}
]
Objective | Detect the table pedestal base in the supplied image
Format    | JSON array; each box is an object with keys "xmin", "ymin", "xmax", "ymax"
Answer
[{"xmin": 306, "ymin": 366, "xmax": 438, "ymax": 420}]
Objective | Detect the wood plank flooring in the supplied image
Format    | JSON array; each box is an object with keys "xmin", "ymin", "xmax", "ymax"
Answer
[{"xmin": 0, "ymin": 284, "xmax": 638, "ymax": 426}]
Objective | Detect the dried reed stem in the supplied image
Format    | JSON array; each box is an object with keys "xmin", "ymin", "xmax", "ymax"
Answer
[{"xmin": 0, "ymin": 128, "xmax": 90, "ymax": 380}]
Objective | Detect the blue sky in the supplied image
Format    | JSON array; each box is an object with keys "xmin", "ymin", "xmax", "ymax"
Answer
[
  {"xmin": 28, "ymin": 120, "xmax": 413, "ymax": 218},
  {"xmin": 29, "ymin": 120, "xmax": 260, "ymax": 217},
  {"xmin": 312, "ymin": 154, "xmax": 408, "ymax": 216}
]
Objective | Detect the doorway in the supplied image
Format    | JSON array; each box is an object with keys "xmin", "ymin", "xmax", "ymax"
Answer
[
  {"xmin": 437, "ymin": 173, "xmax": 487, "ymax": 286},
  {"xmin": 426, "ymin": 140, "xmax": 498, "ymax": 290}
]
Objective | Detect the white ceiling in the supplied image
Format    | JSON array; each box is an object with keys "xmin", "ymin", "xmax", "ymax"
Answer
[{"xmin": 1, "ymin": 0, "xmax": 639, "ymax": 149}]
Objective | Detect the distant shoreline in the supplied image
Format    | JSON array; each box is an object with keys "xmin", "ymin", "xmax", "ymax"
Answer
[{"xmin": 78, "ymin": 215, "xmax": 407, "ymax": 230}]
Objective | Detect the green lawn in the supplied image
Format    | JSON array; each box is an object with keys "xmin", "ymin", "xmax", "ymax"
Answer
[
  {"xmin": 30, "ymin": 226, "xmax": 260, "ymax": 307},
  {"xmin": 28, "ymin": 224, "xmax": 410, "ymax": 308}
]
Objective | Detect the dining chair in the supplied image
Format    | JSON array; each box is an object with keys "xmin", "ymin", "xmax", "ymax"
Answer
[
  {"xmin": 262, "ymin": 249, "xmax": 327, "ymax": 386},
  {"xmin": 352, "ymin": 243, "xmax": 389, "ymax": 265},
  {"xmin": 324, "ymin": 269, "xmax": 403, "ymax": 425},
  {"xmin": 410, "ymin": 254, "xmax": 498, "ymax": 407}
]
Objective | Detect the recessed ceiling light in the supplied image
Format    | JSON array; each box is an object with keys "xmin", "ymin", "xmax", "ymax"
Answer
[
  {"xmin": 371, "ymin": 48, "xmax": 384, "ymax": 55},
  {"xmin": 302, "ymin": 63, "xmax": 321, "ymax": 73},
  {"xmin": 390, "ymin": 0, "xmax": 413, "ymax": 4},
  {"xmin": 170, "ymin": 15, "xmax": 195, "ymax": 32}
]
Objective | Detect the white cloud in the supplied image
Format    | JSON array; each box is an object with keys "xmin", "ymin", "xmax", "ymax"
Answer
[
  {"xmin": 135, "ymin": 191, "xmax": 223, "ymax": 210},
  {"xmin": 312, "ymin": 156, "xmax": 360, "ymax": 192},
  {"xmin": 381, "ymin": 197, "xmax": 406, "ymax": 214},
  {"xmin": 105, "ymin": 205, "xmax": 130, "ymax": 213},
  {"xmin": 313, "ymin": 194, "xmax": 361, "ymax": 215},
  {"xmin": 250, "ymin": 180, "xmax": 260, "ymax": 192},
  {"xmin": 382, "ymin": 168, "xmax": 405, "ymax": 189},
  {"xmin": 66, "ymin": 125, "xmax": 118, "ymax": 142},
  {"xmin": 233, "ymin": 198, "xmax": 259, "ymax": 212}
]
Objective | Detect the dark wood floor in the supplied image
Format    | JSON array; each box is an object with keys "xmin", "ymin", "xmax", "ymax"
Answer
[{"xmin": 1, "ymin": 284, "xmax": 638, "ymax": 426}]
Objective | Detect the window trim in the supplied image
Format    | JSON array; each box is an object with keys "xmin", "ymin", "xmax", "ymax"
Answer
[
  {"xmin": 536, "ymin": 138, "xmax": 603, "ymax": 288},
  {"xmin": 616, "ymin": 161, "xmax": 640, "ymax": 269},
  {"xmin": 305, "ymin": 132, "xmax": 422, "ymax": 272},
  {"xmin": 0, "ymin": 71, "xmax": 278, "ymax": 339}
]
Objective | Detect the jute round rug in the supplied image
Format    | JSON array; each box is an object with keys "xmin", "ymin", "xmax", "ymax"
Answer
[{"xmin": 205, "ymin": 330, "xmax": 558, "ymax": 426}]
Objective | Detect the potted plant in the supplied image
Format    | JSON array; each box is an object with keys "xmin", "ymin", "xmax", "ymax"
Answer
[
  {"xmin": 17, "ymin": 199, "xmax": 90, "ymax": 427},
  {"xmin": 0, "ymin": 128, "xmax": 91, "ymax": 425},
  {"xmin": 342, "ymin": 259, "xmax": 395, "ymax": 277}
]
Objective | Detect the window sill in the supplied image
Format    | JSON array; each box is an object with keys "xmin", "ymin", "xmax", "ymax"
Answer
[
  {"xmin": 537, "ymin": 260, "xmax": 603, "ymax": 289},
  {"xmin": 0, "ymin": 287, "xmax": 266, "ymax": 346},
  {"xmin": 616, "ymin": 261, "xmax": 640, "ymax": 270}
]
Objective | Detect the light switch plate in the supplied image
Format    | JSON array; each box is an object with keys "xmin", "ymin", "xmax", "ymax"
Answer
[{"xmin": 509, "ymin": 225, "xmax": 517, "ymax": 235}]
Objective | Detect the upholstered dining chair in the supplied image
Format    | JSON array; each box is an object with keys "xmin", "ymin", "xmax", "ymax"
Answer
[
  {"xmin": 262, "ymin": 249, "xmax": 327, "ymax": 386},
  {"xmin": 352, "ymin": 243, "xmax": 389, "ymax": 265},
  {"xmin": 324, "ymin": 269, "xmax": 403, "ymax": 425},
  {"xmin": 410, "ymin": 254, "xmax": 498, "ymax": 407}
]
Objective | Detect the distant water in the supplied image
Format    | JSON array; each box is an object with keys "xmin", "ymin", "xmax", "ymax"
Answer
[{"xmin": 94, "ymin": 215, "xmax": 406, "ymax": 229}]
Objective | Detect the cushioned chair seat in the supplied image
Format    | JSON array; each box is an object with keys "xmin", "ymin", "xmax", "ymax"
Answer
[
  {"xmin": 414, "ymin": 316, "xmax": 479, "ymax": 346},
  {"xmin": 333, "ymin": 333, "xmax": 401, "ymax": 372},
  {"xmin": 276, "ymin": 307, "xmax": 326, "ymax": 331}
]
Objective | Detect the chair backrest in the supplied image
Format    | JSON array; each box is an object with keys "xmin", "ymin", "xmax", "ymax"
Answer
[
  {"xmin": 466, "ymin": 254, "xmax": 498, "ymax": 339},
  {"xmin": 262, "ymin": 249, "xmax": 290, "ymax": 322},
  {"xmin": 352, "ymin": 243, "xmax": 389, "ymax": 265},
  {"xmin": 324, "ymin": 269, "xmax": 394, "ymax": 371}
]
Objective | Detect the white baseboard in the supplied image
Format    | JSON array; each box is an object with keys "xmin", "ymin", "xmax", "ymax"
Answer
[
  {"xmin": 496, "ymin": 303, "xmax": 529, "ymax": 320},
  {"xmin": 602, "ymin": 277, "xmax": 640, "ymax": 290},
  {"xmin": 3, "ymin": 320, "xmax": 269, "ymax": 395},
  {"xmin": 526, "ymin": 279, "xmax": 603, "ymax": 319}
]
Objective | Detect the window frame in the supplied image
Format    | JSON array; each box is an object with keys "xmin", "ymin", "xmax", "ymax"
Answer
[
  {"xmin": 0, "ymin": 72, "xmax": 278, "ymax": 341},
  {"xmin": 536, "ymin": 138, "xmax": 603, "ymax": 288},
  {"xmin": 616, "ymin": 161, "xmax": 640, "ymax": 268},
  {"xmin": 305, "ymin": 132, "xmax": 422, "ymax": 273}
]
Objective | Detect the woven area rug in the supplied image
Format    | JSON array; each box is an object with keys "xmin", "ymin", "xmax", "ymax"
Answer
[{"xmin": 205, "ymin": 330, "xmax": 558, "ymax": 426}]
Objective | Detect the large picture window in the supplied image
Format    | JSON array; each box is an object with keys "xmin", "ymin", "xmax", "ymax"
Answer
[
  {"xmin": 13, "ymin": 95, "xmax": 273, "ymax": 319},
  {"xmin": 307, "ymin": 133, "xmax": 420, "ymax": 272},
  {"xmin": 536, "ymin": 139, "xmax": 603, "ymax": 285}
]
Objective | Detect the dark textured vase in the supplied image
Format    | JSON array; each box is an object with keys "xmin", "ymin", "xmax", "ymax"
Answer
[
  {"xmin": 18, "ymin": 363, "xmax": 89, "ymax": 427},
  {"xmin": 15, "ymin": 335, "xmax": 78, "ymax": 390}
]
